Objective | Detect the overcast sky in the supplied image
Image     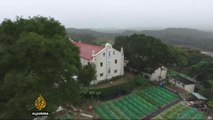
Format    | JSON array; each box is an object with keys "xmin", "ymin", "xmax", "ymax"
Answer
[{"xmin": 0, "ymin": 0, "xmax": 212, "ymax": 30}]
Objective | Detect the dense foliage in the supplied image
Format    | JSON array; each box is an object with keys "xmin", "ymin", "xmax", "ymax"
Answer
[
  {"xmin": 78, "ymin": 63, "xmax": 96, "ymax": 86},
  {"xmin": 113, "ymin": 34, "xmax": 212, "ymax": 101},
  {"xmin": 82, "ymin": 79, "xmax": 136, "ymax": 101},
  {"xmin": 0, "ymin": 16, "xmax": 94, "ymax": 119},
  {"xmin": 113, "ymin": 34, "xmax": 188, "ymax": 72},
  {"xmin": 184, "ymin": 48, "xmax": 213, "ymax": 100}
]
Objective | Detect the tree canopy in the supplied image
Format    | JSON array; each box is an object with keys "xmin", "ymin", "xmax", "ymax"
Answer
[
  {"xmin": 78, "ymin": 63, "xmax": 96, "ymax": 87},
  {"xmin": 0, "ymin": 16, "xmax": 83, "ymax": 118},
  {"xmin": 181, "ymin": 48, "xmax": 213, "ymax": 82},
  {"xmin": 113, "ymin": 34, "xmax": 188, "ymax": 72}
]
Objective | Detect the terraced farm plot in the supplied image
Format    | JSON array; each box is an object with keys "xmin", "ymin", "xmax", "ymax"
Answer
[
  {"xmin": 95, "ymin": 86, "xmax": 178, "ymax": 120},
  {"xmin": 136, "ymin": 87, "xmax": 177, "ymax": 107},
  {"xmin": 154, "ymin": 103, "xmax": 205, "ymax": 120}
]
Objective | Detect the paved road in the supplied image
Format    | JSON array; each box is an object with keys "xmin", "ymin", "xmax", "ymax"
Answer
[{"xmin": 142, "ymin": 99, "xmax": 182, "ymax": 120}]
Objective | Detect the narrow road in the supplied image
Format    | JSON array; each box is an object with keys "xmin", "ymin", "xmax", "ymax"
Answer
[{"xmin": 142, "ymin": 99, "xmax": 182, "ymax": 120}]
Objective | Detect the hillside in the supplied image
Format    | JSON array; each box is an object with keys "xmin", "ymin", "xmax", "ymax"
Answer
[
  {"xmin": 66, "ymin": 28, "xmax": 118, "ymax": 45},
  {"xmin": 122, "ymin": 28, "xmax": 213, "ymax": 51},
  {"xmin": 66, "ymin": 28, "xmax": 213, "ymax": 51}
]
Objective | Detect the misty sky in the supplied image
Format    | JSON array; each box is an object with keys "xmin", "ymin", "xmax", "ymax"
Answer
[{"xmin": 0, "ymin": 0, "xmax": 213, "ymax": 30}]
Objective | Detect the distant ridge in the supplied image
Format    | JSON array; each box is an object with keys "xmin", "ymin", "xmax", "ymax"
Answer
[{"xmin": 66, "ymin": 28, "xmax": 213, "ymax": 51}]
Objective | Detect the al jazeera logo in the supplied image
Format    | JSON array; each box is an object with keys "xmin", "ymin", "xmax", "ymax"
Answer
[{"xmin": 32, "ymin": 94, "xmax": 49, "ymax": 116}]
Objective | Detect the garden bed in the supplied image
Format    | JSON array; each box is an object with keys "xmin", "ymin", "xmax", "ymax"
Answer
[
  {"xmin": 153, "ymin": 102, "xmax": 205, "ymax": 120},
  {"xmin": 94, "ymin": 86, "xmax": 179, "ymax": 119}
]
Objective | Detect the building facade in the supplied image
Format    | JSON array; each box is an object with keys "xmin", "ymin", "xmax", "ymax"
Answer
[
  {"xmin": 150, "ymin": 66, "xmax": 167, "ymax": 81},
  {"xmin": 74, "ymin": 42, "xmax": 124, "ymax": 85},
  {"xmin": 168, "ymin": 76, "xmax": 196, "ymax": 93}
]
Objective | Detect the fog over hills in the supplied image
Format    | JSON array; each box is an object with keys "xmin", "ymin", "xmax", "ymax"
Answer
[{"xmin": 66, "ymin": 28, "xmax": 213, "ymax": 51}]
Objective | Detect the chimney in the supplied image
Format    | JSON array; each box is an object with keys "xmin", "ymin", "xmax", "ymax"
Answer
[
  {"xmin": 91, "ymin": 50, "xmax": 96, "ymax": 63},
  {"xmin": 92, "ymin": 50, "xmax": 95, "ymax": 57},
  {"xmin": 120, "ymin": 47, "xmax": 123, "ymax": 55}
]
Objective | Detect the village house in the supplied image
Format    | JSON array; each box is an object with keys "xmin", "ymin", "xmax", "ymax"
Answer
[
  {"xmin": 74, "ymin": 41, "xmax": 124, "ymax": 85},
  {"xmin": 140, "ymin": 66, "xmax": 167, "ymax": 82},
  {"xmin": 150, "ymin": 66, "xmax": 167, "ymax": 81},
  {"xmin": 168, "ymin": 75, "xmax": 196, "ymax": 93}
]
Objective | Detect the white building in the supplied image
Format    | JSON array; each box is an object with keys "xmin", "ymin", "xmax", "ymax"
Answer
[
  {"xmin": 168, "ymin": 75, "xmax": 196, "ymax": 93},
  {"xmin": 150, "ymin": 66, "xmax": 167, "ymax": 81},
  {"xmin": 74, "ymin": 42, "xmax": 124, "ymax": 85}
]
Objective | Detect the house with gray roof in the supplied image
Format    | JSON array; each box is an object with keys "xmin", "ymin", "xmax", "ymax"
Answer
[{"xmin": 168, "ymin": 75, "xmax": 196, "ymax": 93}]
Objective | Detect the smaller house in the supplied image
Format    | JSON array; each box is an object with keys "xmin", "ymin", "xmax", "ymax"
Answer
[
  {"xmin": 150, "ymin": 66, "xmax": 167, "ymax": 81},
  {"xmin": 140, "ymin": 66, "xmax": 167, "ymax": 82},
  {"xmin": 168, "ymin": 75, "xmax": 196, "ymax": 93}
]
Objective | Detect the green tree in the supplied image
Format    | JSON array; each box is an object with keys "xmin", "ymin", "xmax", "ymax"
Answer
[
  {"xmin": 183, "ymin": 48, "xmax": 213, "ymax": 100},
  {"xmin": 113, "ymin": 34, "xmax": 188, "ymax": 72},
  {"xmin": 190, "ymin": 59, "xmax": 213, "ymax": 85},
  {"xmin": 208, "ymin": 80, "xmax": 213, "ymax": 100},
  {"xmin": 0, "ymin": 16, "xmax": 66, "ymax": 39},
  {"xmin": 78, "ymin": 63, "xmax": 96, "ymax": 86},
  {"xmin": 0, "ymin": 16, "xmax": 81, "ymax": 119}
]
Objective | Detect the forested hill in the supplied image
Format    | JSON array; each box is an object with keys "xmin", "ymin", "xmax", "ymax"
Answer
[
  {"xmin": 122, "ymin": 28, "xmax": 213, "ymax": 51},
  {"xmin": 66, "ymin": 28, "xmax": 213, "ymax": 51}
]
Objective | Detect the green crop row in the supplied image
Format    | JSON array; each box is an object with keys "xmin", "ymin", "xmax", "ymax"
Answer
[
  {"xmin": 159, "ymin": 103, "xmax": 204, "ymax": 120},
  {"xmin": 95, "ymin": 86, "xmax": 179, "ymax": 120}
]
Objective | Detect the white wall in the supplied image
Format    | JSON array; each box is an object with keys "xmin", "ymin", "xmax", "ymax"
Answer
[
  {"xmin": 90, "ymin": 43, "xmax": 124, "ymax": 85},
  {"xmin": 150, "ymin": 66, "xmax": 167, "ymax": 81},
  {"xmin": 168, "ymin": 78, "xmax": 195, "ymax": 93},
  {"xmin": 80, "ymin": 58, "xmax": 89, "ymax": 66},
  {"xmin": 184, "ymin": 84, "xmax": 195, "ymax": 93},
  {"xmin": 93, "ymin": 49, "xmax": 107, "ymax": 82},
  {"xmin": 161, "ymin": 68, "xmax": 167, "ymax": 79}
]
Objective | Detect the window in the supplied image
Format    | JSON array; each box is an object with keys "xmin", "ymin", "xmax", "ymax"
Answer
[
  {"xmin": 100, "ymin": 62, "xmax": 103, "ymax": 67},
  {"xmin": 114, "ymin": 70, "xmax": 117, "ymax": 73},
  {"xmin": 115, "ymin": 59, "xmax": 117, "ymax": 64},
  {"xmin": 103, "ymin": 53, "xmax": 105, "ymax": 57},
  {"xmin": 108, "ymin": 51, "xmax": 111, "ymax": 56},
  {"xmin": 113, "ymin": 51, "xmax": 115, "ymax": 55},
  {"xmin": 100, "ymin": 73, "xmax": 103, "ymax": 77},
  {"xmin": 108, "ymin": 68, "xmax": 111, "ymax": 74}
]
